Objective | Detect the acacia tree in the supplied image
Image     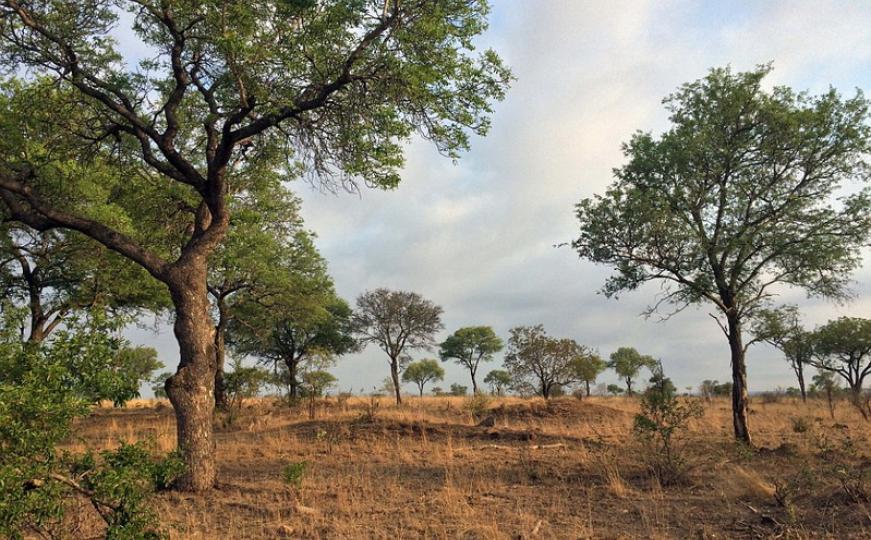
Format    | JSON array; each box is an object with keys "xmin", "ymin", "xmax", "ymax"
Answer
[
  {"xmin": 483, "ymin": 369, "xmax": 511, "ymax": 395},
  {"xmin": 573, "ymin": 66, "xmax": 871, "ymax": 444},
  {"xmin": 402, "ymin": 359, "xmax": 444, "ymax": 396},
  {"xmin": 608, "ymin": 347, "xmax": 655, "ymax": 395},
  {"xmin": 503, "ymin": 325, "xmax": 588, "ymax": 399},
  {"xmin": 439, "ymin": 326, "xmax": 503, "ymax": 394},
  {"xmin": 0, "ymin": 1, "xmax": 509, "ymax": 490},
  {"xmin": 229, "ymin": 293, "xmax": 357, "ymax": 400},
  {"xmin": 209, "ymin": 186, "xmax": 325, "ymax": 408},
  {"xmin": 572, "ymin": 352, "xmax": 607, "ymax": 397},
  {"xmin": 811, "ymin": 317, "xmax": 871, "ymax": 418},
  {"xmin": 750, "ymin": 306, "xmax": 814, "ymax": 402},
  {"xmin": 354, "ymin": 288, "xmax": 444, "ymax": 405},
  {"xmin": 0, "ymin": 226, "xmax": 167, "ymax": 342}
]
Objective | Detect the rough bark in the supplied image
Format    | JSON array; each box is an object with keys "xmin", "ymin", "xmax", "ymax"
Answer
[
  {"xmin": 213, "ymin": 297, "xmax": 228, "ymax": 410},
  {"xmin": 390, "ymin": 358, "xmax": 402, "ymax": 405},
  {"xmin": 283, "ymin": 356, "xmax": 300, "ymax": 399},
  {"xmin": 164, "ymin": 261, "xmax": 217, "ymax": 491},
  {"xmin": 727, "ymin": 313, "xmax": 752, "ymax": 445}
]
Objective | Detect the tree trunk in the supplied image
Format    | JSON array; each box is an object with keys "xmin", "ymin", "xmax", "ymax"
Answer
[
  {"xmin": 390, "ymin": 359, "xmax": 402, "ymax": 405},
  {"xmin": 285, "ymin": 357, "xmax": 299, "ymax": 400},
  {"xmin": 585, "ymin": 380, "xmax": 591, "ymax": 397},
  {"xmin": 214, "ymin": 329, "xmax": 227, "ymax": 410},
  {"xmin": 213, "ymin": 297, "xmax": 228, "ymax": 410},
  {"xmin": 796, "ymin": 361, "xmax": 806, "ymax": 403},
  {"xmin": 727, "ymin": 313, "xmax": 752, "ymax": 445},
  {"xmin": 164, "ymin": 261, "xmax": 217, "ymax": 491},
  {"xmin": 470, "ymin": 369, "xmax": 479, "ymax": 395}
]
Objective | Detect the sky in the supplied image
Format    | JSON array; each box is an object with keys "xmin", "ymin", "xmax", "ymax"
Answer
[{"xmin": 128, "ymin": 0, "xmax": 871, "ymax": 396}]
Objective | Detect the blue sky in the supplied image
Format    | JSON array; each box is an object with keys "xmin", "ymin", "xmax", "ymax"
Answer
[{"xmin": 129, "ymin": 1, "xmax": 871, "ymax": 396}]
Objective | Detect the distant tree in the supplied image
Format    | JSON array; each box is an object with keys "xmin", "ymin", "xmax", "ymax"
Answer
[
  {"xmin": 606, "ymin": 384, "xmax": 625, "ymax": 396},
  {"xmin": 644, "ymin": 361, "xmax": 677, "ymax": 401},
  {"xmin": 224, "ymin": 359, "xmax": 271, "ymax": 413},
  {"xmin": 431, "ymin": 386, "xmax": 446, "ymax": 397},
  {"xmin": 402, "ymin": 359, "xmax": 445, "ymax": 397},
  {"xmin": 450, "ymin": 383, "xmax": 469, "ymax": 396},
  {"xmin": 751, "ymin": 306, "xmax": 814, "ymax": 402},
  {"xmin": 354, "ymin": 289, "xmax": 444, "ymax": 405},
  {"xmin": 811, "ymin": 370, "xmax": 841, "ymax": 419},
  {"xmin": 439, "ymin": 326, "xmax": 503, "ymax": 394},
  {"xmin": 811, "ymin": 317, "xmax": 871, "ymax": 418},
  {"xmin": 503, "ymin": 325, "xmax": 588, "ymax": 399},
  {"xmin": 484, "ymin": 369, "xmax": 512, "ymax": 396},
  {"xmin": 230, "ymin": 294, "xmax": 357, "ymax": 400},
  {"xmin": 115, "ymin": 346, "xmax": 164, "ymax": 395},
  {"xmin": 300, "ymin": 370, "xmax": 337, "ymax": 419},
  {"xmin": 152, "ymin": 372, "xmax": 171, "ymax": 400},
  {"xmin": 573, "ymin": 66, "xmax": 871, "ymax": 444},
  {"xmin": 571, "ymin": 352, "xmax": 607, "ymax": 397},
  {"xmin": 608, "ymin": 347, "xmax": 656, "ymax": 395}
]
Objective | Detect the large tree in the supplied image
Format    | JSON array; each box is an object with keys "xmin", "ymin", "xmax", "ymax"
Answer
[
  {"xmin": 439, "ymin": 325, "xmax": 503, "ymax": 394},
  {"xmin": 573, "ymin": 66, "xmax": 871, "ymax": 444},
  {"xmin": 0, "ymin": 0, "xmax": 509, "ymax": 490},
  {"xmin": 354, "ymin": 288, "xmax": 444, "ymax": 405}
]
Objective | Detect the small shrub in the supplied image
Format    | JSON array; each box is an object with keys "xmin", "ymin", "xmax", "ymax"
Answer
[
  {"xmin": 463, "ymin": 393, "xmax": 492, "ymax": 421},
  {"xmin": 632, "ymin": 366, "xmax": 704, "ymax": 486},
  {"xmin": 282, "ymin": 461, "xmax": 308, "ymax": 489},
  {"xmin": 791, "ymin": 416, "xmax": 811, "ymax": 434}
]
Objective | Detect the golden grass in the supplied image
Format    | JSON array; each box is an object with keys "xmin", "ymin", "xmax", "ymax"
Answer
[{"xmin": 59, "ymin": 395, "xmax": 871, "ymax": 539}]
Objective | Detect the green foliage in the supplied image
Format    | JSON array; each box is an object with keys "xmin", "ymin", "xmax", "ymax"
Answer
[
  {"xmin": 0, "ymin": 320, "xmax": 177, "ymax": 538},
  {"xmin": 606, "ymin": 384, "xmax": 625, "ymax": 396},
  {"xmin": 699, "ymin": 379, "xmax": 732, "ymax": 400},
  {"xmin": 150, "ymin": 372, "xmax": 171, "ymax": 399},
  {"xmin": 402, "ymin": 359, "xmax": 445, "ymax": 396},
  {"xmin": 751, "ymin": 306, "xmax": 814, "ymax": 399},
  {"xmin": 224, "ymin": 359, "xmax": 271, "ymax": 410},
  {"xmin": 450, "ymin": 383, "xmax": 469, "ymax": 396},
  {"xmin": 483, "ymin": 369, "xmax": 512, "ymax": 396},
  {"xmin": 812, "ymin": 317, "xmax": 871, "ymax": 393},
  {"xmin": 300, "ymin": 370, "xmax": 337, "ymax": 398},
  {"xmin": 570, "ymin": 352, "xmax": 607, "ymax": 396},
  {"xmin": 503, "ymin": 325, "xmax": 591, "ymax": 399},
  {"xmin": 608, "ymin": 347, "xmax": 656, "ymax": 395},
  {"xmin": 633, "ymin": 375, "xmax": 705, "ymax": 485},
  {"xmin": 463, "ymin": 393, "xmax": 492, "ymax": 421},
  {"xmin": 282, "ymin": 462, "xmax": 308, "ymax": 489},
  {"xmin": 439, "ymin": 326, "xmax": 503, "ymax": 392}
]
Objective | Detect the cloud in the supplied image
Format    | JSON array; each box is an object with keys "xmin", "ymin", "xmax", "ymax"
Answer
[{"xmin": 128, "ymin": 1, "xmax": 871, "ymax": 395}]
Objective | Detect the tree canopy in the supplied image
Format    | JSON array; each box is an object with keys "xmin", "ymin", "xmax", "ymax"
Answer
[
  {"xmin": 503, "ymin": 325, "xmax": 590, "ymax": 399},
  {"xmin": 402, "ymin": 359, "xmax": 445, "ymax": 396},
  {"xmin": 608, "ymin": 347, "xmax": 656, "ymax": 395},
  {"xmin": 354, "ymin": 288, "xmax": 443, "ymax": 405},
  {"xmin": 574, "ymin": 65, "xmax": 871, "ymax": 444},
  {"xmin": 439, "ymin": 326, "xmax": 503, "ymax": 394}
]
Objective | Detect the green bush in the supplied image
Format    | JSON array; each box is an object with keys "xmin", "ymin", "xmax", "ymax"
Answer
[
  {"xmin": 0, "ymin": 315, "xmax": 174, "ymax": 539},
  {"xmin": 282, "ymin": 461, "xmax": 308, "ymax": 489},
  {"xmin": 633, "ymin": 364, "xmax": 704, "ymax": 485}
]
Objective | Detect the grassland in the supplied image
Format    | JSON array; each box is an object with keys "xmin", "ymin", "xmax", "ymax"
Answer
[{"xmin": 60, "ymin": 395, "xmax": 871, "ymax": 539}]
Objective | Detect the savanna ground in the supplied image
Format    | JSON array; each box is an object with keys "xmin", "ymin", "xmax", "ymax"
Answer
[{"xmin": 60, "ymin": 394, "xmax": 871, "ymax": 539}]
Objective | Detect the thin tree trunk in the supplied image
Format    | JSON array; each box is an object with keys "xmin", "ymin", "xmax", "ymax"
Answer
[
  {"xmin": 727, "ymin": 313, "xmax": 752, "ymax": 445},
  {"xmin": 164, "ymin": 261, "xmax": 217, "ymax": 491},
  {"xmin": 585, "ymin": 380, "xmax": 591, "ymax": 397},
  {"xmin": 796, "ymin": 361, "xmax": 806, "ymax": 403},
  {"xmin": 470, "ymin": 368, "xmax": 478, "ymax": 395},
  {"xmin": 214, "ymin": 299, "xmax": 228, "ymax": 410},
  {"xmin": 390, "ymin": 359, "xmax": 402, "ymax": 405}
]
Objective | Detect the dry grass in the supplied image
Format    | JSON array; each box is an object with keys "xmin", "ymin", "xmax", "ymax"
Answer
[{"xmin": 59, "ymin": 395, "xmax": 871, "ymax": 539}]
